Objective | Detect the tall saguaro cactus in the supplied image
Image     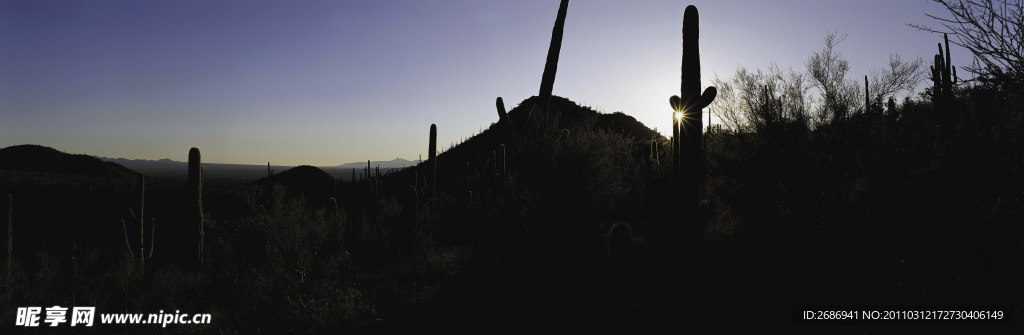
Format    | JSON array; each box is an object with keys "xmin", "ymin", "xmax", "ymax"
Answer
[
  {"xmin": 428, "ymin": 124, "xmax": 438, "ymax": 194},
  {"xmin": 429, "ymin": 124, "xmax": 438, "ymax": 162},
  {"xmin": 6, "ymin": 194, "xmax": 11, "ymax": 281},
  {"xmin": 865, "ymin": 75, "xmax": 871, "ymax": 114},
  {"xmin": 539, "ymin": 0, "xmax": 569, "ymax": 106},
  {"xmin": 121, "ymin": 173, "xmax": 155, "ymax": 268},
  {"xmin": 188, "ymin": 147, "xmax": 203, "ymax": 266},
  {"xmin": 931, "ymin": 33, "xmax": 957, "ymax": 126},
  {"xmin": 669, "ymin": 5, "xmax": 716, "ymax": 212}
]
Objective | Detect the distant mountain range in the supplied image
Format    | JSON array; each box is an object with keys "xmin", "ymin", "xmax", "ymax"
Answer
[
  {"xmin": 331, "ymin": 158, "xmax": 418, "ymax": 169},
  {"xmin": 0, "ymin": 143, "xmax": 416, "ymax": 181},
  {"xmin": 90, "ymin": 155, "xmax": 416, "ymax": 180},
  {"xmin": 92, "ymin": 156, "xmax": 416, "ymax": 170}
]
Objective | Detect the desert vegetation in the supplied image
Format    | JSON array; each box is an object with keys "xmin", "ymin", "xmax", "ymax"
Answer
[{"xmin": 1, "ymin": 1, "xmax": 1022, "ymax": 333}]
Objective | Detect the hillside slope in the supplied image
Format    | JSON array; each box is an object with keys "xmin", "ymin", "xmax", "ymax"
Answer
[{"xmin": 0, "ymin": 144, "xmax": 138, "ymax": 178}]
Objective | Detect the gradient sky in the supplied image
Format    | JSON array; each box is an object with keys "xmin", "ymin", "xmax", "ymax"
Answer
[{"xmin": 0, "ymin": 0, "xmax": 972, "ymax": 166}]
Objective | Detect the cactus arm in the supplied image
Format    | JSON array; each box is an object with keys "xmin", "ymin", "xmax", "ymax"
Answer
[
  {"xmin": 696, "ymin": 87, "xmax": 717, "ymax": 110},
  {"xmin": 944, "ymin": 33, "xmax": 951, "ymax": 86},
  {"xmin": 121, "ymin": 219, "xmax": 135, "ymax": 259},
  {"xmin": 148, "ymin": 218, "xmax": 155, "ymax": 259},
  {"xmin": 496, "ymin": 97, "xmax": 514, "ymax": 127}
]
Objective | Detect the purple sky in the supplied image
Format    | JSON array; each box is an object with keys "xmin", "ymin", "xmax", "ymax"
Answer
[{"xmin": 0, "ymin": 0, "xmax": 970, "ymax": 166}]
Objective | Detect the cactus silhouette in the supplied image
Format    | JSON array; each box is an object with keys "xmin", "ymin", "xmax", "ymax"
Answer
[
  {"xmin": 496, "ymin": 97, "xmax": 514, "ymax": 127},
  {"xmin": 429, "ymin": 124, "xmax": 437, "ymax": 194},
  {"xmin": 865, "ymin": 75, "xmax": 871, "ymax": 114},
  {"xmin": 499, "ymin": 144, "xmax": 506, "ymax": 177},
  {"xmin": 650, "ymin": 139, "xmax": 660, "ymax": 168},
  {"xmin": 6, "ymin": 194, "xmax": 11, "ymax": 281},
  {"xmin": 539, "ymin": 0, "xmax": 569, "ymax": 106},
  {"xmin": 189, "ymin": 147, "xmax": 204, "ymax": 266},
  {"xmin": 669, "ymin": 5, "xmax": 716, "ymax": 211},
  {"xmin": 429, "ymin": 124, "xmax": 437, "ymax": 162},
  {"xmin": 122, "ymin": 173, "xmax": 155, "ymax": 268},
  {"xmin": 931, "ymin": 33, "xmax": 957, "ymax": 126}
]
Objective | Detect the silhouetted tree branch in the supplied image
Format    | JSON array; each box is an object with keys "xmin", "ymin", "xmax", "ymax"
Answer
[
  {"xmin": 806, "ymin": 30, "xmax": 861, "ymax": 123},
  {"xmin": 868, "ymin": 54, "xmax": 927, "ymax": 102},
  {"xmin": 710, "ymin": 73, "xmax": 745, "ymax": 131},
  {"xmin": 709, "ymin": 64, "xmax": 810, "ymax": 132},
  {"xmin": 909, "ymin": 0, "xmax": 1024, "ymax": 81}
]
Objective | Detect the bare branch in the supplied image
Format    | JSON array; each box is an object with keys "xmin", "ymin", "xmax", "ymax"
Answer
[
  {"xmin": 869, "ymin": 54, "xmax": 927, "ymax": 100},
  {"xmin": 909, "ymin": 0, "xmax": 1024, "ymax": 80}
]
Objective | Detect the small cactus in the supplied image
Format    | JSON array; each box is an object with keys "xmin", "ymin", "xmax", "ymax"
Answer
[
  {"xmin": 499, "ymin": 144, "xmax": 506, "ymax": 177},
  {"xmin": 329, "ymin": 198, "xmax": 340, "ymax": 221},
  {"xmin": 650, "ymin": 139, "xmax": 660, "ymax": 167}
]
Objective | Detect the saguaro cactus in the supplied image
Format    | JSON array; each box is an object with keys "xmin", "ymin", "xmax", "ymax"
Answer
[
  {"xmin": 499, "ymin": 144, "xmax": 506, "ymax": 177},
  {"xmin": 122, "ymin": 173, "xmax": 155, "ymax": 268},
  {"xmin": 865, "ymin": 75, "xmax": 871, "ymax": 114},
  {"xmin": 6, "ymin": 194, "xmax": 11, "ymax": 280},
  {"xmin": 429, "ymin": 124, "xmax": 437, "ymax": 162},
  {"xmin": 428, "ymin": 124, "xmax": 438, "ymax": 194},
  {"xmin": 188, "ymin": 147, "xmax": 204, "ymax": 266},
  {"xmin": 496, "ymin": 97, "xmax": 514, "ymax": 127},
  {"xmin": 650, "ymin": 139, "xmax": 660, "ymax": 167},
  {"xmin": 931, "ymin": 33, "xmax": 958, "ymax": 126},
  {"xmin": 539, "ymin": 0, "xmax": 569, "ymax": 105},
  {"xmin": 669, "ymin": 5, "xmax": 716, "ymax": 211}
]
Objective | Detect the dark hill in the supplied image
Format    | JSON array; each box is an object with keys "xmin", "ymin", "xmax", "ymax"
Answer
[
  {"xmin": 441, "ymin": 94, "xmax": 663, "ymax": 170},
  {"xmin": 427, "ymin": 95, "xmax": 662, "ymax": 170},
  {"xmin": 382, "ymin": 95, "xmax": 665, "ymax": 219},
  {"xmin": 0, "ymin": 144, "xmax": 138, "ymax": 178},
  {"xmin": 254, "ymin": 165, "xmax": 336, "ymax": 207},
  {"xmin": 507, "ymin": 95, "xmax": 661, "ymax": 140}
]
